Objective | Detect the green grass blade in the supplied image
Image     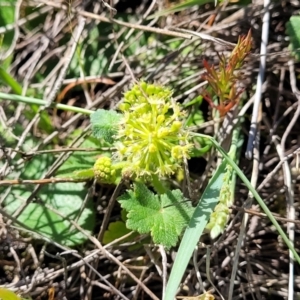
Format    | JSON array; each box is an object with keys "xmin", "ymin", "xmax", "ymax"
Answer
[
  {"xmin": 164, "ymin": 159, "xmax": 228, "ymax": 300},
  {"xmin": 0, "ymin": 67, "xmax": 22, "ymax": 95},
  {"xmin": 197, "ymin": 134, "xmax": 300, "ymax": 264},
  {"xmin": 166, "ymin": 129, "xmax": 299, "ymax": 300}
]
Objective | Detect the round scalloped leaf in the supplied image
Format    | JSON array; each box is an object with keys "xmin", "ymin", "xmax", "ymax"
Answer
[{"xmin": 3, "ymin": 182, "xmax": 95, "ymax": 247}]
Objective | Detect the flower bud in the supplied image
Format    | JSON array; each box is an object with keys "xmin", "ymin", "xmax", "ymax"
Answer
[
  {"xmin": 93, "ymin": 156, "xmax": 116, "ymax": 184},
  {"xmin": 171, "ymin": 121, "xmax": 182, "ymax": 132}
]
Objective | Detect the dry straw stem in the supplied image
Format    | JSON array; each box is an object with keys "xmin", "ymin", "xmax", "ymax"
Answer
[
  {"xmin": 4, "ymin": 147, "xmax": 113, "ymax": 156},
  {"xmin": 232, "ymin": 205, "xmax": 300, "ymax": 225},
  {"xmin": 0, "ymin": 178, "xmax": 88, "ymax": 186},
  {"xmin": 39, "ymin": 199, "xmax": 160, "ymax": 300},
  {"xmin": 246, "ymin": 0, "xmax": 270, "ymax": 159},
  {"xmin": 1, "ymin": 189, "xmax": 158, "ymax": 299},
  {"xmin": 1, "ymin": 177, "xmax": 152, "ymax": 298},
  {"xmin": 279, "ymin": 59, "xmax": 300, "ymax": 300},
  {"xmin": 45, "ymin": 15, "xmax": 86, "ymax": 107},
  {"xmin": 4, "ymin": 127, "xmax": 91, "ymax": 227},
  {"xmin": 39, "ymin": 0, "xmax": 193, "ymax": 39}
]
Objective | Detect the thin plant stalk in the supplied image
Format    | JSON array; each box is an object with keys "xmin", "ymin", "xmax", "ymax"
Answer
[
  {"xmin": 194, "ymin": 133, "xmax": 300, "ymax": 264},
  {"xmin": 0, "ymin": 92, "xmax": 93, "ymax": 115}
]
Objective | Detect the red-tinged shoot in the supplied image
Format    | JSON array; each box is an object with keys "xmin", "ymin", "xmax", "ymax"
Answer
[{"xmin": 202, "ymin": 30, "xmax": 252, "ymax": 116}]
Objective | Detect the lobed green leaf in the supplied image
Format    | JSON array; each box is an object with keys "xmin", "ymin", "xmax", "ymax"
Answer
[
  {"xmin": 118, "ymin": 183, "xmax": 194, "ymax": 248},
  {"xmin": 90, "ymin": 109, "xmax": 122, "ymax": 144}
]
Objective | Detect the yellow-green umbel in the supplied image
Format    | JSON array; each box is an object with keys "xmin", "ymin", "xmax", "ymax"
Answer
[
  {"xmin": 93, "ymin": 156, "xmax": 116, "ymax": 184},
  {"xmin": 116, "ymin": 82, "xmax": 193, "ymax": 178}
]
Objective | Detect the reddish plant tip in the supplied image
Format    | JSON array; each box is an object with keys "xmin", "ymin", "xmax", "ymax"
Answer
[{"xmin": 201, "ymin": 30, "xmax": 252, "ymax": 117}]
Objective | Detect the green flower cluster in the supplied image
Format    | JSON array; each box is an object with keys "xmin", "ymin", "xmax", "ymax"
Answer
[
  {"xmin": 116, "ymin": 82, "xmax": 192, "ymax": 177},
  {"xmin": 119, "ymin": 82, "xmax": 172, "ymax": 113},
  {"xmin": 93, "ymin": 156, "xmax": 116, "ymax": 184},
  {"xmin": 206, "ymin": 166, "xmax": 233, "ymax": 239}
]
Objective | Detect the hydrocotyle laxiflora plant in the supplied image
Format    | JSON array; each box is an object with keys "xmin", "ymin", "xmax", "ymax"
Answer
[
  {"xmin": 90, "ymin": 62, "xmax": 246, "ymax": 246},
  {"xmin": 91, "ymin": 81, "xmax": 207, "ymax": 248}
]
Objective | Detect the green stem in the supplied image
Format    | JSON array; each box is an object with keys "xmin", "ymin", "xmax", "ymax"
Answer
[
  {"xmin": 151, "ymin": 174, "xmax": 167, "ymax": 195},
  {"xmin": 0, "ymin": 92, "xmax": 93, "ymax": 115},
  {"xmin": 193, "ymin": 132, "xmax": 300, "ymax": 265}
]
